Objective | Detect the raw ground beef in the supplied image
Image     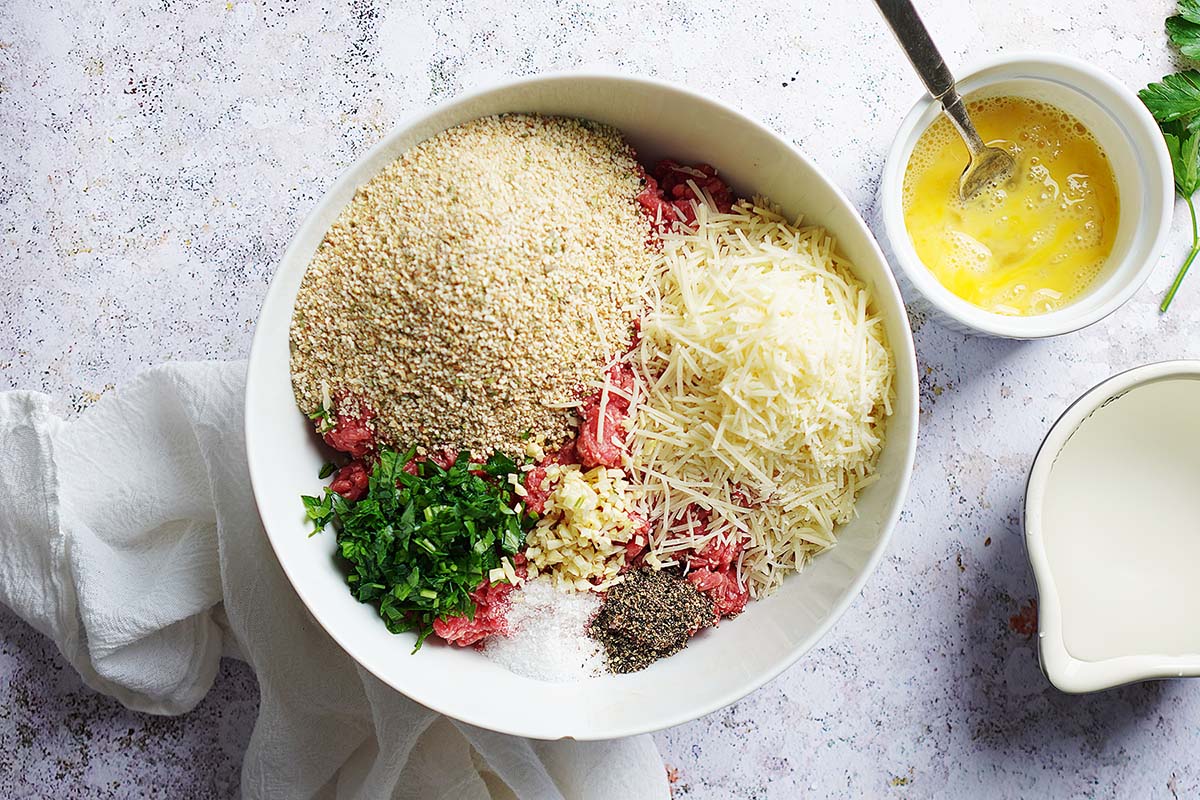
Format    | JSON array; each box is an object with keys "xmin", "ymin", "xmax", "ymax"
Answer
[
  {"xmin": 320, "ymin": 396, "xmax": 378, "ymax": 459},
  {"xmin": 676, "ymin": 511, "xmax": 752, "ymax": 622},
  {"xmin": 433, "ymin": 555, "xmax": 529, "ymax": 646},
  {"xmin": 402, "ymin": 448, "xmax": 457, "ymax": 475},
  {"xmin": 576, "ymin": 364, "xmax": 635, "ymax": 469},
  {"xmin": 320, "ymin": 399, "xmax": 378, "ymax": 501},
  {"xmin": 686, "ymin": 532, "xmax": 750, "ymax": 622},
  {"xmin": 326, "ymin": 434, "xmax": 461, "ymax": 503},
  {"xmin": 522, "ymin": 441, "xmax": 578, "ymax": 515},
  {"xmin": 687, "ymin": 534, "xmax": 745, "ymax": 573},
  {"xmin": 521, "ymin": 470, "xmax": 552, "ymax": 516},
  {"xmin": 637, "ymin": 160, "xmax": 735, "ymax": 227},
  {"xmin": 322, "ymin": 411, "xmax": 376, "ymax": 458},
  {"xmin": 432, "ymin": 574, "xmax": 519, "ymax": 647},
  {"xmin": 624, "ymin": 511, "xmax": 650, "ymax": 563},
  {"xmin": 329, "ymin": 461, "xmax": 370, "ymax": 501},
  {"xmin": 687, "ymin": 567, "xmax": 750, "ymax": 622}
]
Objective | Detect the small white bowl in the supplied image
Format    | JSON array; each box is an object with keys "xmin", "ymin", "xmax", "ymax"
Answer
[
  {"xmin": 245, "ymin": 73, "xmax": 919, "ymax": 739},
  {"xmin": 876, "ymin": 53, "xmax": 1174, "ymax": 338},
  {"xmin": 1025, "ymin": 361, "xmax": 1200, "ymax": 693}
]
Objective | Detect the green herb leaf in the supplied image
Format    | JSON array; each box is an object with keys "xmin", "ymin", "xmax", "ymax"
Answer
[
  {"xmin": 301, "ymin": 492, "xmax": 335, "ymax": 536},
  {"xmin": 1166, "ymin": 1, "xmax": 1200, "ymax": 60},
  {"xmin": 319, "ymin": 462, "xmax": 337, "ymax": 479},
  {"xmin": 1164, "ymin": 124, "xmax": 1200, "ymax": 196},
  {"xmin": 301, "ymin": 494, "xmax": 324, "ymax": 516},
  {"xmin": 1168, "ymin": 14, "xmax": 1200, "ymax": 60},
  {"xmin": 1178, "ymin": 0, "xmax": 1200, "ymax": 25},
  {"xmin": 1140, "ymin": 70, "xmax": 1200, "ymax": 123},
  {"xmin": 300, "ymin": 447, "xmax": 532, "ymax": 649}
]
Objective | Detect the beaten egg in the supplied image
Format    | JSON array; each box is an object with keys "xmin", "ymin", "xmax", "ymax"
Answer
[{"xmin": 902, "ymin": 96, "xmax": 1119, "ymax": 316}]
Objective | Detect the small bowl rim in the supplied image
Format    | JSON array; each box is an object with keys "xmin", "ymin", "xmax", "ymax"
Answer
[
  {"xmin": 1024, "ymin": 359, "xmax": 1200, "ymax": 693},
  {"xmin": 879, "ymin": 52, "xmax": 1174, "ymax": 339}
]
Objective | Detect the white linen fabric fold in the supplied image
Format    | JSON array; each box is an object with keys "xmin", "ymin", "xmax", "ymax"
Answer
[{"xmin": 0, "ymin": 361, "xmax": 668, "ymax": 800}]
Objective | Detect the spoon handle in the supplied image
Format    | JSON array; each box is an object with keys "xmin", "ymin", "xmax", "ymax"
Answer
[{"xmin": 873, "ymin": 0, "xmax": 987, "ymax": 155}]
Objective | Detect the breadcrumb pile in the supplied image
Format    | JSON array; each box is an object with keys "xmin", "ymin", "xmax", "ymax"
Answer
[{"xmin": 290, "ymin": 114, "xmax": 653, "ymax": 457}]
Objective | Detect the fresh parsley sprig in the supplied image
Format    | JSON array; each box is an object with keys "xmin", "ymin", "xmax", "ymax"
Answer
[
  {"xmin": 1140, "ymin": 0, "xmax": 1200, "ymax": 311},
  {"xmin": 302, "ymin": 447, "xmax": 532, "ymax": 650},
  {"xmin": 1167, "ymin": 0, "xmax": 1200, "ymax": 59}
]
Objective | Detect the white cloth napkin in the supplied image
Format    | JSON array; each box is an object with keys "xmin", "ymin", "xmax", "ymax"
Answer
[{"xmin": 0, "ymin": 361, "xmax": 669, "ymax": 800}]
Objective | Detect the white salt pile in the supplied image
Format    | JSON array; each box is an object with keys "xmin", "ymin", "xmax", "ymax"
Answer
[{"xmin": 484, "ymin": 577, "xmax": 603, "ymax": 682}]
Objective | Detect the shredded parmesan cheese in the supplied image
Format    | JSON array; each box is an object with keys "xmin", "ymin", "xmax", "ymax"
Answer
[{"xmin": 628, "ymin": 198, "xmax": 894, "ymax": 596}]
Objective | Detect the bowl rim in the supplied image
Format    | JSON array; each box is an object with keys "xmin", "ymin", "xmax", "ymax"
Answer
[
  {"xmin": 879, "ymin": 52, "xmax": 1174, "ymax": 339},
  {"xmin": 244, "ymin": 70, "xmax": 919, "ymax": 738},
  {"xmin": 1023, "ymin": 359, "xmax": 1200, "ymax": 693}
]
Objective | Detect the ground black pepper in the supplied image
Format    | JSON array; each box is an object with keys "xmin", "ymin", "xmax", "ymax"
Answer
[{"xmin": 589, "ymin": 568, "xmax": 714, "ymax": 673}]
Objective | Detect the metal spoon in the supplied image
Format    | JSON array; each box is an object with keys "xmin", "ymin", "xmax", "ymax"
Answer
[{"xmin": 874, "ymin": 0, "xmax": 1015, "ymax": 201}]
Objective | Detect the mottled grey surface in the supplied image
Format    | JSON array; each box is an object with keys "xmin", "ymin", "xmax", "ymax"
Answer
[{"xmin": 3, "ymin": 0, "xmax": 1200, "ymax": 797}]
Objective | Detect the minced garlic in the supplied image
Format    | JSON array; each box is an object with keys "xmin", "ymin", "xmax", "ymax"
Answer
[{"xmin": 525, "ymin": 464, "xmax": 641, "ymax": 591}]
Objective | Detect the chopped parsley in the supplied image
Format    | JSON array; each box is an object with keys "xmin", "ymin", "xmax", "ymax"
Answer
[{"xmin": 302, "ymin": 448, "xmax": 532, "ymax": 650}]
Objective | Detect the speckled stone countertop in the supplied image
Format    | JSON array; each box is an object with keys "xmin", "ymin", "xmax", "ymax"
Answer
[{"xmin": 3, "ymin": 0, "xmax": 1199, "ymax": 797}]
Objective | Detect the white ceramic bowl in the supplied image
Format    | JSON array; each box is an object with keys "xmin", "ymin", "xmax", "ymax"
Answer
[
  {"xmin": 876, "ymin": 53, "xmax": 1173, "ymax": 338},
  {"xmin": 245, "ymin": 73, "xmax": 919, "ymax": 739},
  {"xmin": 1025, "ymin": 361, "xmax": 1200, "ymax": 693}
]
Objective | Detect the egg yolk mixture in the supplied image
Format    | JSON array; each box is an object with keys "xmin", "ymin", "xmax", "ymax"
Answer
[{"xmin": 902, "ymin": 96, "xmax": 1119, "ymax": 316}]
